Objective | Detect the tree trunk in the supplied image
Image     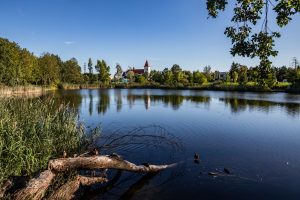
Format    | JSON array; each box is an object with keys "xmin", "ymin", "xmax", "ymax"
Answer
[
  {"xmin": 11, "ymin": 155, "xmax": 176, "ymax": 200},
  {"xmin": 15, "ymin": 170, "xmax": 55, "ymax": 200},
  {"xmin": 0, "ymin": 179, "xmax": 12, "ymax": 198},
  {"xmin": 48, "ymin": 176, "xmax": 108, "ymax": 200},
  {"xmin": 49, "ymin": 155, "xmax": 176, "ymax": 173}
]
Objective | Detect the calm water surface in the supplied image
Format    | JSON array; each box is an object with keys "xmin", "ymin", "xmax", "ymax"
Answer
[{"xmin": 51, "ymin": 89, "xmax": 300, "ymax": 200}]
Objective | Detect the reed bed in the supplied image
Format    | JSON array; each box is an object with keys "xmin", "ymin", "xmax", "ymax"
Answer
[{"xmin": 0, "ymin": 98, "xmax": 91, "ymax": 185}]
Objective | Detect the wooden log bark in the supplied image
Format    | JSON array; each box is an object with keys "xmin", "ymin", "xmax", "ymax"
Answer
[
  {"xmin": 14, "ymin": 170, "xmax": 55, "ymax": 200},
  {"xmin": 49, "ymin": 155, "xmax": 176, "ymax": 173},
  {"xmin": 0, "ymin": 179, "xmax": 12, "ymax": 198},
  {"xmin": 48, "ymin": 176, "xmax": 108, "ymax": 200},
  {"xmin": 13, "ymin": 155, "xmax": 176, "ymax": 200}
]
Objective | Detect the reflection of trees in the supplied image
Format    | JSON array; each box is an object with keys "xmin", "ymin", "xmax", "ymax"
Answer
[
  {"xmin": 126, "ymin": 94, "xmax": 211, "ymax": 110},
  {"xmin": 114, "ymin": 89, "xmax": 122, "ymax": 112},
  {"xmin": 220, "ymin": 98, "xmax": 300, "ymax": 116},
  {"xmin": 41, "ymin": 91, "xmax": 83, "ymax": 111},
  {"xmin": 88, "ymin": 90, "xmax": 93, "ymax": 116},
  {"xmin": 97, "ymin": 90, "xmax": 110, "ymax": 115}
]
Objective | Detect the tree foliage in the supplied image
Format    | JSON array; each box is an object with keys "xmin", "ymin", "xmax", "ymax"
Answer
[
  {"xmin": 95, "ymin": 59, "xmax": 111, "ymax": 84},
  {"xmin": 206, "ymin": 0, "xmax": 299, "ymax": 86}
]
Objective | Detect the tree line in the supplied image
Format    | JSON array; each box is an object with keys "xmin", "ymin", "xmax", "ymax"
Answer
[
  {"xmin": 1, "ymin": 37, "xmax": 300, "ymax": 89},
  {"xmin": 0, "ymin": 38, "xmax": 111, "ymax": 87}
]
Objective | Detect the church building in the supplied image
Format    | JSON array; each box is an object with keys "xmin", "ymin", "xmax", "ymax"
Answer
[{"xmin": 122, "ymin": 60, "xmax": 151, "ymax": 78}]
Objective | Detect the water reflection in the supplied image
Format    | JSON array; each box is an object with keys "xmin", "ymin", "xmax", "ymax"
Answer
[
  {"xmin": 40, "ymin": 89, "xmax": 300, "ymax": 199},
  {"xmin": 97, "ymin": 89, "xmax": 110, "ymax": 115},
  {"xmin": 114, "ymin": 89, "xmax": 122, "ymax": 112},
  {"xmin": 220, "ymin": 97, "xmax": 300, "ymax": 116},
  {"xmin": 49, "ymin": 89, "xmax": 300, "ymax": 117}
]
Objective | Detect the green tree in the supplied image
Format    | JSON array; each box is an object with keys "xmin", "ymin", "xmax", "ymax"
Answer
[
  {"xmin": 150, "ymin": 70, "xmax": 163, "ymax": 83},
  {"xmin": 193, "ymin": 71, "xmax": 207, "ymax": 85},
  {"xmin": 0, "ymin": 38, "xmax": 22, "ymax": 85},
  {"xmin": 233, "ymin": 71, "xmax": 239, "ymax": 83},
  {"xmin": 61, "ymin": 58, "xmax": 83, "ymax": 84},
  {"xmin": 203, "ymin": 65, "xmax": 213, "ymax": 81},
  {"xmin": 171, "ymin": 64, "xmax": 184, "ymax": 83},
  {"xmin": 135, "ymin": 74, "xmax": 147, "ymax": 84},
  {"xmin": 207, "ymin": 0, "xmax": 300, "ymax": 86},
  {"xmin": 114, "ymin": 63, "xmax": 123, "ymax": 80},
  {"xmin": 87, "ymin": 58, "xmax": 95, "ymax": 83},
  {"xmin": 38, "ymin": 53, "xmax": 61, "ymax": 85},
  {"xmin": 95, "ymin": 59, "xmax": 111, "ymax": 84},
  {"xmin": 127, "ymin": 70, "xmax": 135, "ymax": 83},
  {"xmin": 20, "ymin": 49, "xmax": 39, "ymax": 84},
  {"xmin": 100, "ymin": 60, "xmax": 110, "ymax": 84},
  {"xmin": 238, "ymin": 65, "xmax": 248, "ymax": 84},
  {"xmin": 162, "ymin": 68, "xmax": 174, "ymax": 84}
]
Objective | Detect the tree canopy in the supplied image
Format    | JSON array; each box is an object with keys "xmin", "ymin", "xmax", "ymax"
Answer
[{"xmin": 206, "ymin": 0, "xmax": 300, "ymax": 86}]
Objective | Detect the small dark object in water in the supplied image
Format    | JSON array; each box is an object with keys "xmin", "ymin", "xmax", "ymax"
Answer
[
  {"xmin": 194, "ymin": 160, "xmax": 200, "ymax": 164},
  {"xmin": 224, "ymin": 168, "xmax": 230, "ymax": 174},
  {"xmin": 63, "ymin": 150, "xmax": 67, "ymax": 158},
  {"xmin": 194, "ymin": 153, "xmax": 200, "ymax": 161},
  {"xmin": 142, "ymin": 163, "xmax": 150, "ymax": 167},
  {"xmin": 208, "ymin": 172, "xmax": 218, "ymax": 176}
]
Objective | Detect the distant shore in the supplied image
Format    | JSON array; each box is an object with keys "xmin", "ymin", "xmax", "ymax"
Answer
[
  {"xmin": 0, "ymin": 85, "xmax": 54, "ymax": 96},
  {"xmin": 1, "ymin": 82, "xmax": 300, "ymax": 96}
]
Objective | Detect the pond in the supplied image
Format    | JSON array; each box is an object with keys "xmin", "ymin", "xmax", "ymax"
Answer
[{"xmin": 50, "ymin": 89, "xmax": 300, "ymax": 200}]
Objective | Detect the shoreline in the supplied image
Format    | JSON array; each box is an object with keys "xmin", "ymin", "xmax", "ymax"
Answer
[
  {"xmin": 1, "ymin": 83, "xmax": 300, "ymax": 95},
  {"xmin": 0, "ymin": 86, "xmax": 55, "ymax": 96}
]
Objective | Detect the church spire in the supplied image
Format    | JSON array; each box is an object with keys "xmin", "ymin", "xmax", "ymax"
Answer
[{"xmin": 144, "ymin": 60, "xmax": 149, "ymax": 68}]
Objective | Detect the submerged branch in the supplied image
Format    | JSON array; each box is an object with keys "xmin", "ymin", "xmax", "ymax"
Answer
[
  {"xmin": 49, "ymin": 155, "xmax": 177, "ymax": 173},
  {"xmin": 11, "ymin": 155, "xmax": 176, "ymax": 200}
]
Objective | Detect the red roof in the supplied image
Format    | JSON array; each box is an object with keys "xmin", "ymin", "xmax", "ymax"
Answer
[
  {"xmin": 126, "ymin": 69, "xmax": 144, "ymax": 74},
  {"xmin": 133, "ymin": 69, "xmax": 144, "ymax": 74}
]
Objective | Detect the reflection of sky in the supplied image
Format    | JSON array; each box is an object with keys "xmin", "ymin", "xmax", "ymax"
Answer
[{"xmin": 55, "ymin": 89, "xmax": 300, "ymax": 199}]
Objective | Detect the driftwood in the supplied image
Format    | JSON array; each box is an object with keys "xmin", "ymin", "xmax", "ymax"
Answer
[
  {"xmin": 49, "ymin": 155, "xmax": 176, "ymax": 173},
  {"xmin": 11, "ymin": 155, "xmax": 176, "ymax": 200},
  {"xmin": 15, "ymin": 170, "xmax": 56, "ymax": 200},
  {"xmin": 48, "ymin": 176, "xmax": 108, "ymax": 200},
  {"xmin": 0, "ymin": 179, "xmax": 12, "ymax": 198}
]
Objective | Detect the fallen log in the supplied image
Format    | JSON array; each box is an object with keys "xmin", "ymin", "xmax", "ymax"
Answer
[
  {"xmin": 14, "ymin": 170, "xmax": 55, "ymax": 200},
  {"xmin": 0, "ymin": 179, "xmax": 12, "ymax": 198},
  {"xmin": 12, "ymin": 155, "xmax": 176, "ymax": 200},
  {"xmin": 49, "ymin": 155, "xmax": 177, "ymax": 173},
  {"xmin": 48, "ymin": 176, "xmax": 108, "ymax": 200}
]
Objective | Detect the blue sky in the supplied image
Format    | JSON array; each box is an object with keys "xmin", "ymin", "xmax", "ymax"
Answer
[{"xmin": 0, "ymin": 0, "xmax": 299, "ymax": 74}]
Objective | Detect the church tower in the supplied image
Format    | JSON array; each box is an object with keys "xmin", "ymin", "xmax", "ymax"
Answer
[{"xmin": 144, "ymin": 60, "xmax": 151, "ymax": 74}]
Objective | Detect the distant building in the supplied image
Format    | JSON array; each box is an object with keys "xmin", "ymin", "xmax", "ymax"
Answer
[
  {"xmin": 214, "ymin": 71, "xmax": 228, "ymax": 81},
  {"xmin": 122, "ymin": 60, "xmax": 151, "ymax": 78}
]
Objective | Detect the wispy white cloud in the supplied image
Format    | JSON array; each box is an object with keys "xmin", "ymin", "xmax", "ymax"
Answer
[{"xmin": 64, "ymin": 41, "xmax": 76, "ymax": 45}]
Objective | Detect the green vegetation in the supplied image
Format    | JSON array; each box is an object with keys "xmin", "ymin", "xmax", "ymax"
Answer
[
  {"xmin": 1, "ymin": 36, "xmax": 300, "ymax": 93},
  {"xmin": 0, "ymin": 98, "xmax": 97, "ymax": 185},
  {"xmin": 206, "ymin": 0, "xmax": 300, "ymax": 86}
]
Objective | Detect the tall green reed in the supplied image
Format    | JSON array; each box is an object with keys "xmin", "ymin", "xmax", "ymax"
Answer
[{"xmin": 0, "ymin": 98, "xmax": 93, "ymax": 185}]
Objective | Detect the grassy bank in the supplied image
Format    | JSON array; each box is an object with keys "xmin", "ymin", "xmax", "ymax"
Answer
[
  {"xmin": 113, "ymin": 82, "xmax": 299, "ymax": 93},
  {"xmin": 1, "ymin": 81, "xmax": 299, "ymax": 94},
  {"xmin": 0, "ymin": 98, "xmax": 96, "ymax": 185},
  {"xmin": 0, "ymin": 85, "xmax": 54, "ymax": 96}
]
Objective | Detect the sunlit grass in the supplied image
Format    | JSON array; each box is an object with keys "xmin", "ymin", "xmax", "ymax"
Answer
[{"xmin": 0, "ymin": 98, "xmax": 94, "ymax": 185}]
